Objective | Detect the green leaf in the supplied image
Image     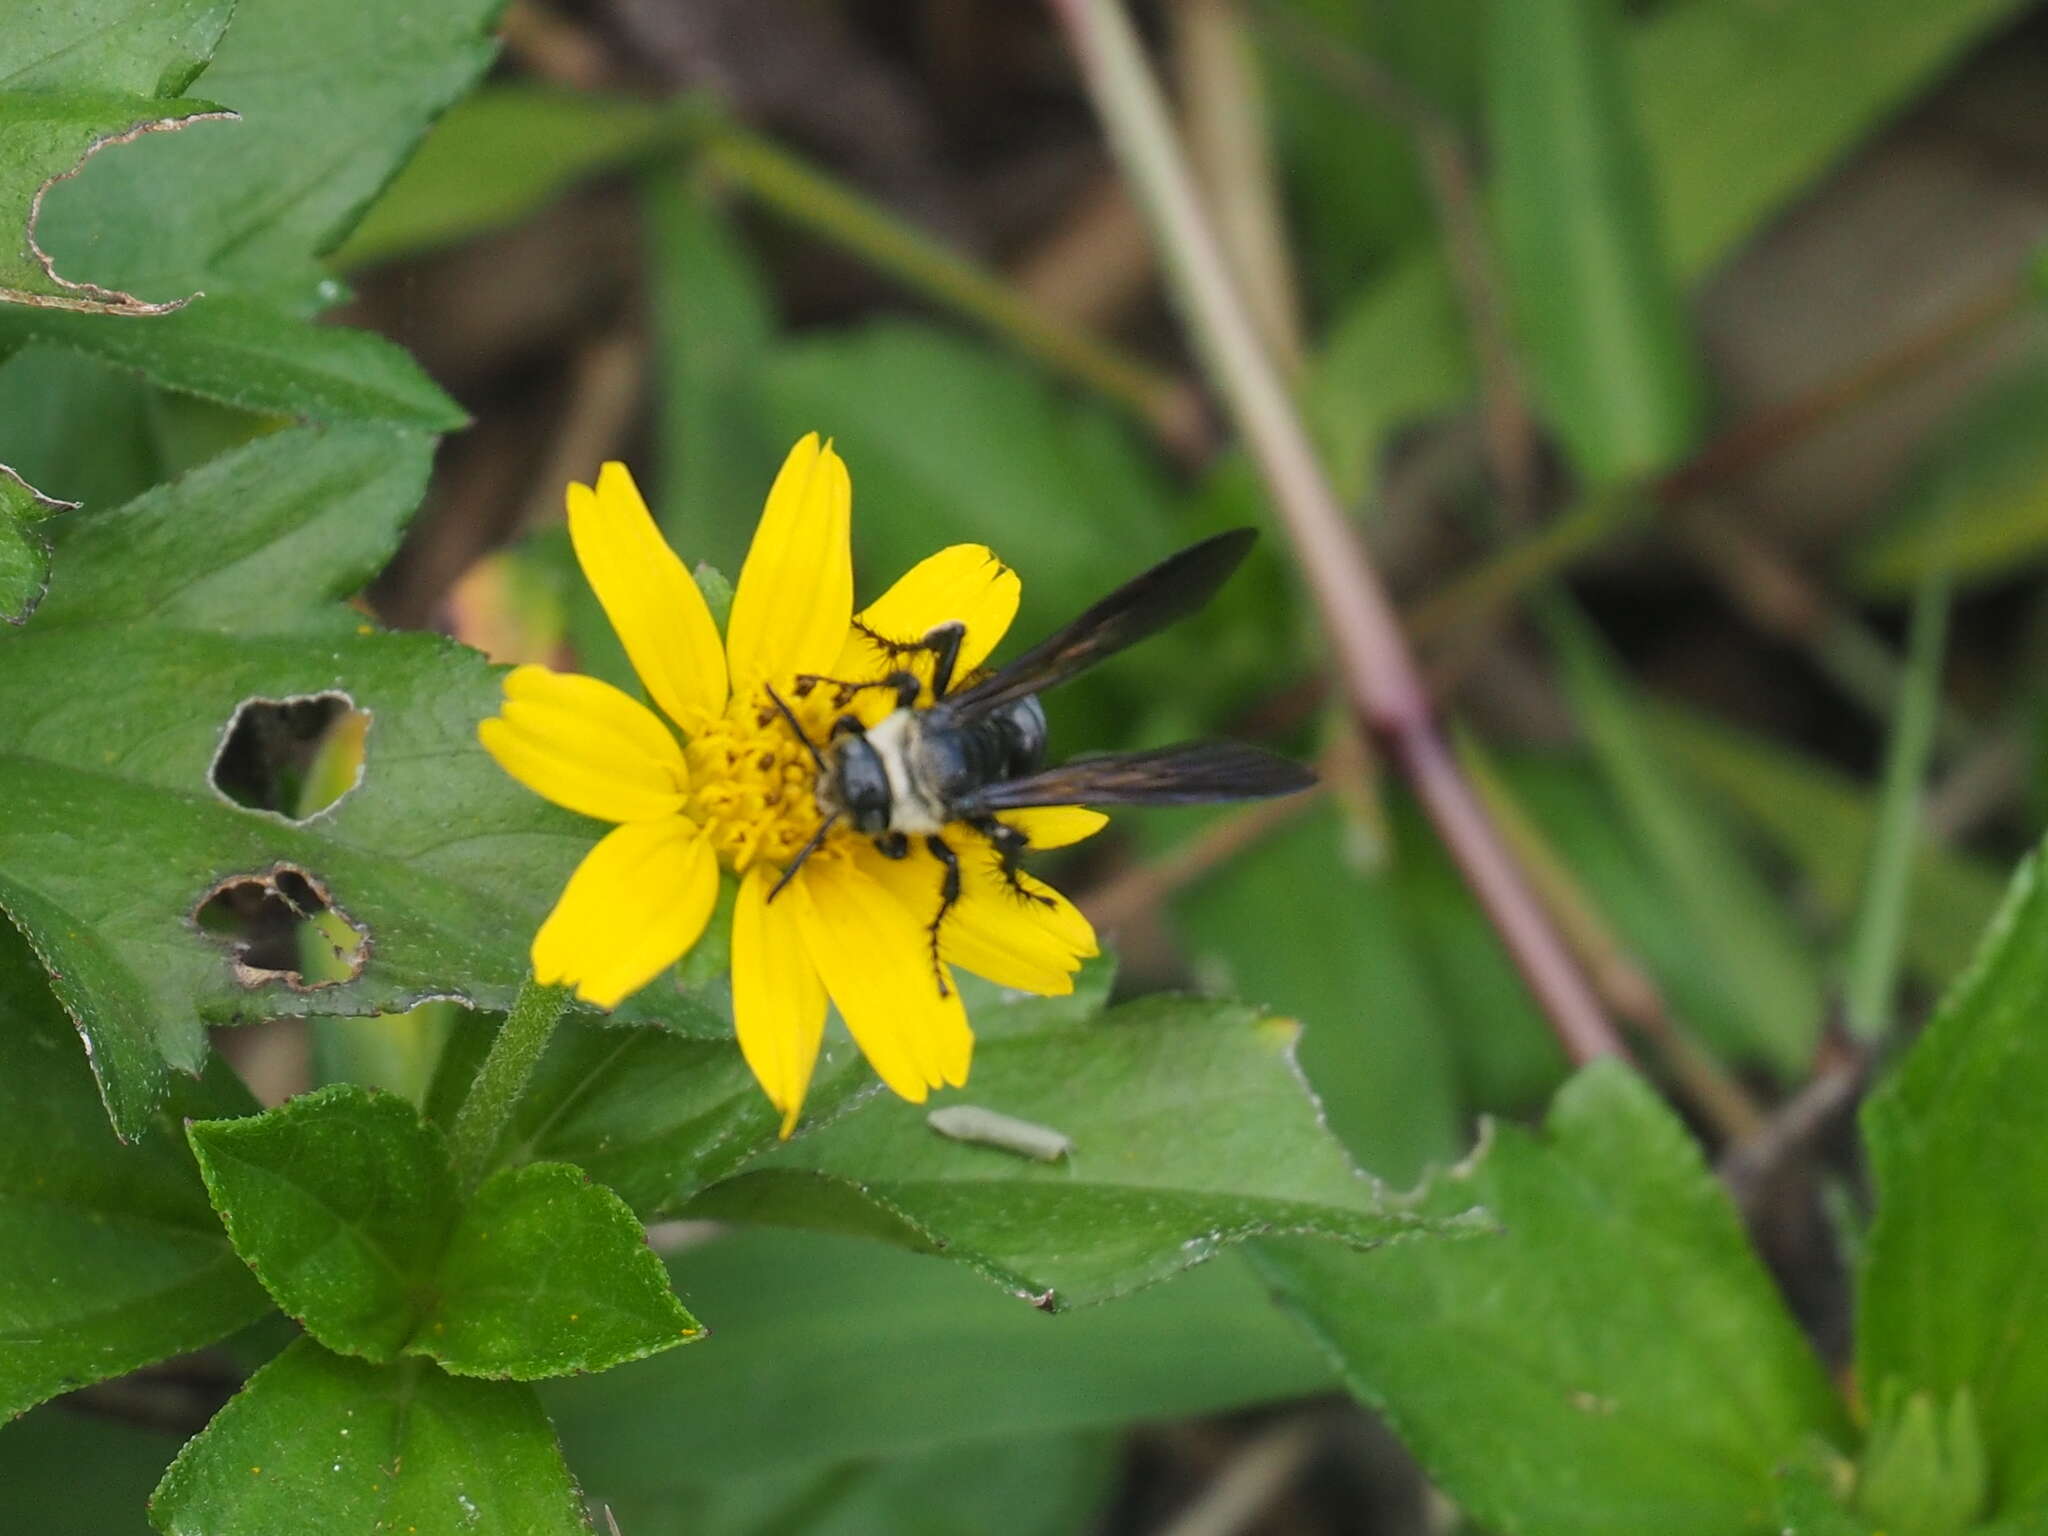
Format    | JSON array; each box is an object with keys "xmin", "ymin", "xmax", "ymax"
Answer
[
  {"xmin": 1775, "ymin": 1466, "xmax": 1876, "ymax": 1536},
  {"xmin": 186, "ymin": 1084, "xmax": 454, "ymax": 1362},
  {"xmin": 0, "ymin": 926, "xmax": 270, "ymax": 1420},
  {"xmin": 1171, "ymin": 801, "xmax": 1463, "ymax": 1185},
  {"xmin": 690, "ymin": 996, "xmax": 1477, "ymax": 1309},
  {"xmin": 35, "ymin": 0, "xmax": 502, "ymax": 310},
  {"xmin": 430, "ymin": 1162, "xmax": 701, "ymax": 1379},
  {"xmin": 0, "ymin": 461, "xmax": 65, "ymax": 623},
  {"xmin": 1859, "ymin": 839, "xmax": 2048, "ymax": 1514},
  {"xmin": 1855, "ymin": 1384, "xmax": 1988, "ymax": 1536},
  {"xmin": 1853, "ymin": 359, "xmax": 2048, "ymax": 592},
  {"xmin": 150, "ymin": 1338, "xmax": 594, "ymax": 1536},
  {"xmin": 190, "ymin": 1086, "xmax": 701, "ymax": 1379},
  {"xmin": 600, "ymin": 1430, "xmax": 1118, "ymax": 1536},
  {"xmin": 1313, "ymin": 0, "xmax": 2028, "ymax": 501},
  {"xmin": 2, "ymin": 1404, "xmax": 183, "ymax": 1535},
  {"xmin": 1259, "ymin": 1061, "xmax": 1850, "ymax": 1536},
  {"xmin": 546, "ymin": 1229, "xmax": 1334, "ymax": 1488},
  {"xmin": 1648, "ymin": 701, "xmax": 2006, "ymax": 991},
  {"xmin": 0, "ymin": 92, "xmax": 228, "ymax": 311},
  {"xmin": 1545, "ymin": 597, "xmax": 1820, "ymax": 1073},
  {"xmin": 1486, "ymin": 0, "xmax": 1701, "ymax": 482},
  {"xmin": 2, "ymin": 0, "xmax": 234, "ymax": 98},
  {"xmin": 0, "ymin": 295, "xmax": 465, "ymax": 430},
  {"xmin": 335, "ymin": 86, "xmax": 676, "ymax": 268},
  {"xmin": 0, "ymin": 344, "xmax": 162, "ymax": 509},
  {"xmin": 0, "ymin": 425, "xmax": 699, "ymax": 1136}
]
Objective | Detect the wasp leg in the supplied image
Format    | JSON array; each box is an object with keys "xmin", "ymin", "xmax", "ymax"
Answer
[
  {"xmin": 922, "ymin": 622, "xmax": 967, "ymax": 700},
  {"xmin": 794, "ymin": 670, "xmax": 925, "ymax": 711},
  {"xmin": 922, "ymin": 833, "xmax": 963, "ymax": 997},
  {"xmin": 968, "ymin": 815, "xmax": 1057, "ymax": 909}
]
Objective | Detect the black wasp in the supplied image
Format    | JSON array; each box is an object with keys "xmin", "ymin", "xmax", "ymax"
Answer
[{"xmin": 765, "ymin": 528, "xmax": 1316, "ymax": 983}]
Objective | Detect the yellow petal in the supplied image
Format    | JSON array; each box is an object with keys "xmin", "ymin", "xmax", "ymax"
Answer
[
  {"xmin": 533, "ymin": 819, "xmax": 719, "ymax": 1009},
  {"xmin": 727, "ymin": 434, "xmax": 853, "ymax": 691},
  {"xmin": 850, "ymin": 837, "xmax": 1093, "ymax": 997},
  {"xmin": 832, "ymin": 544, "xmax": 1020, "ymax": 695},
  {"xmin": 791, "ymin": 855, "xmax": 971, "ymax": 1100},
  {"xmin": 566, "ymin": 462, "xmax": 727, "ymax": 731},
  {"xmin": 478, "ymin": 665, "xmax": 689, "ymax": 824},
  {"xmin": 998, "ymin": 806, "xmax": 1109, "ymax": 851},
  {"xmin": 732, "ymin": 864, "xmax": 828, "ymax": 1137}
]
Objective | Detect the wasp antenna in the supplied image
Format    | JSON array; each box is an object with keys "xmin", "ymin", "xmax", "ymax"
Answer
[
  {"xmin": 762, "ymin": 683, "xmax": 830, "ymax": 773},
  {"xmin": 768, "ymin": 811, "xmax": 838, "ymax": 902}
]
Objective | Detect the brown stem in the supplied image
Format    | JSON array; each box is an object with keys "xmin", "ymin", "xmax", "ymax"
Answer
[{"xmin": 1048, "ymin": 0, "xmax": 1625, "ymax": 1066}]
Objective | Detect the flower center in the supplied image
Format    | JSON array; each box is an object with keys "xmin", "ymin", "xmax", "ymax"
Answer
[{"xmin": 684, "ymin": 685, "xmax": 844, "ymax": 873}]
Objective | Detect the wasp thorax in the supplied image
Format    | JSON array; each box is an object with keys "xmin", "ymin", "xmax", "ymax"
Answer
[{"xmin": 684, "ymin": 687, "xmax": 838, "ymax": 872}]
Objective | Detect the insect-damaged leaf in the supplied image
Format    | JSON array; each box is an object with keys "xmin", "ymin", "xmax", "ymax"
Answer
[
  {"xmin": 149, "ymin": 1339, "xmax": 592, "ymax": 1536},
  {"xmin": 189, "ymin": 1084, "xmax": 700, "ymax": 1380},
  {"xmin": 687, "ymin": 995, "xmax": 1481, "ymax": 1309},
  {"xmin": 0, "ymin": 926, "xmax": 269, "ymax": 1421},
  {"xmin": 0, "ymin": 462, "xmax": 67, "ymax": 625},
  {"xmin": 0, "ymin": 425, "xmax": 715, "ymax": 1138}
]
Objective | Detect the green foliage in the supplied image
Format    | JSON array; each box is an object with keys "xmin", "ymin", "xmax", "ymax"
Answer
[
  {"xmin": 546, "ymin": 1229, "xmax": 1334, "ymax": 1490},
  {"xmin": 1860, "ymin": 840, "xmax": 2048, "ymax": 1516},
  {"xmin": 0, "ymin": 461, "xmax": 63, "ymax": 623},
  {"xmin": 1856, "ymin": 1386, "xmax": 1988, "ymax": 1536},
  {"xmin": 333, "ymin": 86, "xmax": 675, "ymax": 268},
  {"xmin": 689, "ymin": 994, "xmax": 1473, "ymax": 1309},
  {"xmin": 150, "ymin": 1339, "xmax": 593, "ymax": 1536},
  {"xmin": 0, "ymin": 929, "xmax": 270, "ymax": 1420},
  {"xmin": 1259, "ymin": 1061, "xmax": 1850, "ymax": 1536},
  {"xmin": 1545, "ymin": 597, "xmax": 1821, "ymax": 1072},
  {"xmin": 1854, "ymin": 358, "xmax": 2048, "ymax": 592},
  {"xmin": 1487, "ymin": 0, "xmax": 1702, "ymax": 482},
  {"xmin": 190, "ymin": 1083, "xmax": 698, "ymax": 1378},
  {"xmin": 1650, "ymin": 702, "xmax": 2006, "ymax": 989},
  {"xmin": 1313, "ymin": 0, "xmax": 2028, "ymax": 499}
]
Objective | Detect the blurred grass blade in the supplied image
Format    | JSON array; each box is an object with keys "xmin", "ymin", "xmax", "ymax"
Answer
[
  {"xmin": 1314, "ymin": 0, "xmax": 2027, "ymax": 503},
  {"xmin": 1648, "ymin": 702, "xmax": 2006, "ymax": 990},
  {"xmin": 332, "ymin": 86, "xmax": 676, "ymax": 268},
  {"xmin": 1854, "ymin": 357, "xmax": 2048, "ymax": 593},
  {"xmin": 1542, "ymin": 595, "xmax": 1820, "ymax": 1074},
  {"xmin": 1843, "ymin": 566, "xmax": 1952, "ymax": 1041},
  {"xmin": 642, "ymin": 171, "xmax": 781, "ymax": 577},
  {"xmin": 1487, "ymin": 0, "xmax": 1703, "ymax": 482}
]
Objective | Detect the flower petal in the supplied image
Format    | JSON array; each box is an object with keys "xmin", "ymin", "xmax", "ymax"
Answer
[
  {"xmin": 850, "ymin": 837, "xmax": 1095, "ymax": 997},
  {"xmin": 791, "ymin": 855, "xmax": 971, "ymax": 1101},
  {"xmin": 532, "ymin": 819, "xmax": 719, "ymax": 1009},
  {"xmin": 566, "ymin": 462, "xmax": 727, "ymax": 730},
  {"xmin": 479, "ymin": 665, "xmax": 689, "ymax": 824},
  {"xmin": 833, "ymin": 544, "xmax": 1020, "ymax": 694},
  {"xmin": 998, "ymin": 806, "xmax": 1109, "ymax": 851},
  {"xmin": 727, "ymin": 434, "xmax": 853, "ymax": 690},
  {"xmin": 732, "ymin": 864, "xmax": 829, "ymax": 1137}
]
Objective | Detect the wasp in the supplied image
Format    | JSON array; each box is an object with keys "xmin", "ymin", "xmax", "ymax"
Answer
[{"xmin": 766, "ymin": 529, "xmax": 1315, "ymax": 983}]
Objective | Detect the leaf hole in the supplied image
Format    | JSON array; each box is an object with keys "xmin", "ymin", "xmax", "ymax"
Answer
[
  {"xmin": 210, "ymin": 692, "xmax": 370, "ymax": 820},
  {"xmin": 192, "ymin": 864, "xmax": 368, "ymax": 989}
]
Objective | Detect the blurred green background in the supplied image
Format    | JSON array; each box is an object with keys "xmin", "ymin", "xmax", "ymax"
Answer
[{"xmin": 9, "ymin": 0, "xmax": 2048, "ymax": 1529}]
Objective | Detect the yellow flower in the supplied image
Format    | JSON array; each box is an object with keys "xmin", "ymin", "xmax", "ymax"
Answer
[{"xmin": 479, "ymin": 435, "xmax": 1105, "ymax": 1134}]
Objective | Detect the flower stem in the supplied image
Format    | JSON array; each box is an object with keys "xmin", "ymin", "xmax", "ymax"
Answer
[
  {"xmin": 449, "ymin": 977, "xmax": 572, "ymax": 1188},
  {"xmin": 1047, "ymin": 0, "xmax": 1625, "ymax": 1067}
]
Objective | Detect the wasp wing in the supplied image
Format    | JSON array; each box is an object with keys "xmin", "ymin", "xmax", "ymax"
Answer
[
  {"xmin": 960, "ymin": 741, "xmax": 1315, "ymax": 813},
  {"xmin": 928, "ymin": 528, "xmax": 1257, "ymax": 723}
]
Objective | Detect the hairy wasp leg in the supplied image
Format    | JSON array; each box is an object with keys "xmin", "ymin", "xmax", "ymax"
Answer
[
  {"xmin": 793, "ymin": 670, "xmax": 924, "ymax": 711},
  {"xmin": 922, "ymin": 833, "xmax": 963, "ymax": 997},
  {"xmin": 969, "ymin": 815, "xmax": 1057, "ymax": 909}
]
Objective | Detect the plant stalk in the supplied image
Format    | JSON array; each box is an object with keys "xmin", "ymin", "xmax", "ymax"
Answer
[
  {"xmin": 450, "ymin": 977, "xmax": 572, "ymax": 1188},
  {"xmin": 1048, "ymin": 0, "xmax": 1624, "ymax": 1066}
]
